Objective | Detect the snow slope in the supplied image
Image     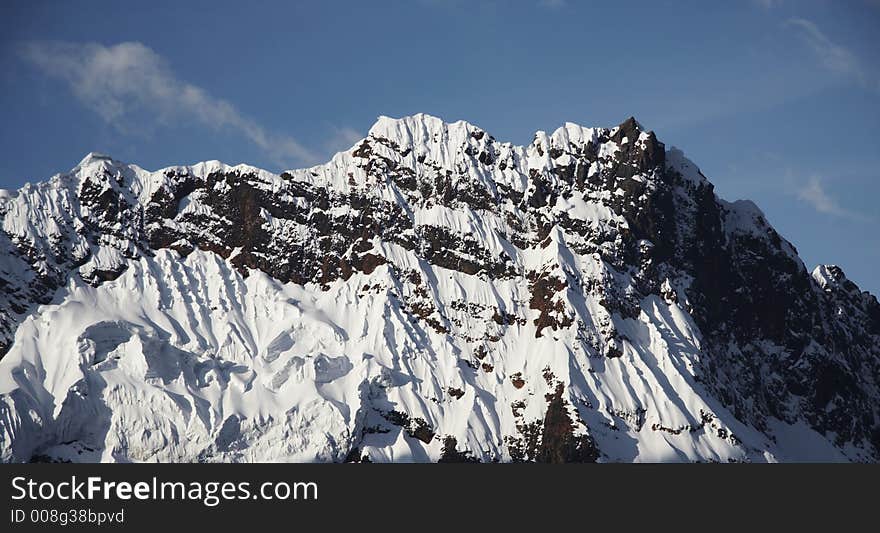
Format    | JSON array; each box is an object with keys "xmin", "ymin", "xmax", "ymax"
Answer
[{"xmin": 1, "ymin": 114, "xmax": 877, "ymax": 462}]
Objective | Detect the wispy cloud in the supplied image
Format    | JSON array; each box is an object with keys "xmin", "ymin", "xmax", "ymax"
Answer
[
  {"xmin": 785, "ymin": 18, "xmax": 869, "ymax": 86},
  {"xmin": 19, "ymin": 41, "xmax": 318, "ymax": 167},
  {"xmin": 324, "ymin": 126, "xmax": 364, "ymax": 156},
  {"xmin": 538, "ymin": 0, "xmax": 566, "ymax": 8},
  {"xmin": 797, "ymin": 176, "xmax": 870, "ymax": 221},
  {"xmin": 753, "ymin": 0, "xmax": 783, "ymax": 9}
]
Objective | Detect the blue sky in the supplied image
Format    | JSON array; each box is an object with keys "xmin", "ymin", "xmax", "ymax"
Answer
[{"xmin": 1, "ymin": 0, "xmax": 878, "ymax": 295}]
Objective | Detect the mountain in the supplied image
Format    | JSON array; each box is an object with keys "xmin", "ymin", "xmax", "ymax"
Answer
[{"xmin": 1, "ymin": 114, "xmax": 878, "ymax": 463}]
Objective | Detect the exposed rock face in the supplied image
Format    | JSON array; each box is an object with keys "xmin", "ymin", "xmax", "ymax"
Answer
[{"xmin": 0, "ymin": 114, "xmax": 877, "ymax": 463}]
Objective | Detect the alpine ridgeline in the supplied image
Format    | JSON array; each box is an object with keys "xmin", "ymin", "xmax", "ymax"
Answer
[{"xmin": 1, "ymin": 114, "xmax": 878, "ymax": 463}]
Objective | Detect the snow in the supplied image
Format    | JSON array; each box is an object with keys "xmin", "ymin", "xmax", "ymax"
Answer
[
  {"xmin": 550, "ymin": 122, "xmax": 599, "ymax": 151},
  {"xmin": 767, "ymin": 419, "xmax": 848, "ymax": 462},
  {"xmin": 811, "ymin": 264, "xmax": 847, "ymax": 290},
  {"xmin": 665, "ymin": 147, "xmax": 708, "ymax": 186},
  {"xmin": 553, "ymin": 192, "xmax": 616, "ymax": 223},
  {"xmin": 0, "ymin": 242, "xmax": 787, "ymax": 462},
  {"xmin": 0, "ymin": 113, "xmax": 870, "ymax": 463},
  {"xmin": 721, "ymin": 199, "xmax": 803, "ymax": 262},
  {"xmin": 721, "ymin": 199, "xmax": 765, "ymax": 232}
]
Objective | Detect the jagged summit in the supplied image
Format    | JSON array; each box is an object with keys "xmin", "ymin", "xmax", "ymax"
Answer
[
  {"xmin": 366, "ymin": 113, "xmax": 474, "ymax": 139},
  {"xmin": 78, "ymin": 151, "xmax": 112, "ymax": 165},
  {"xmin": 63, "ymin": 113, "xmax": 657, "ymax": 189},
  {"xmin": 1, "ymin": 115, "xmax": 877, "ymax": 463},
  {"xmin": 364, "ymin": 113, "xmax": 653, "ymax": 154},
  {"xmin": 71, "ymin": 152, "xmax": 136, "ymax": 176},
  {"xmin": 614, "ymin": 116, "xmax": 643, "ymax": 135},
  {"xmin": 813, "ymin": 264, "xmax": 847, "ymax": 287}
]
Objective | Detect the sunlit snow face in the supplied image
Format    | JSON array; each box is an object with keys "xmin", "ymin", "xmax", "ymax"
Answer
[{"xmin": 0, "ymin": 114, "xmax": 873, "ymax": 464}]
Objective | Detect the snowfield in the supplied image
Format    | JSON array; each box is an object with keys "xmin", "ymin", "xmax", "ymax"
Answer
[{"xmin": 1, "ymin": 114, "xmax": 877, "ymax": 462}]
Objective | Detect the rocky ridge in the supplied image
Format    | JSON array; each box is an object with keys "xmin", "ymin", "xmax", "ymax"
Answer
[{"xmin": 1, "ymin": 113, "xmax": 877, "ymax": 462}]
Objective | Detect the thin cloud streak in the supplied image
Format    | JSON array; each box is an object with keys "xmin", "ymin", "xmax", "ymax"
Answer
[
  {"xmin": 19, "ymin": 40, "xmax": 317, "ymax": 168},
  {"xmin": 324, "ymin": 126, "xmax": 364, "ymax": 156},
  {"xmin": 753, "ymin": 0, "xmax": 783, "ymax": 9},
  {"xmin": 797, "ymin": 176, "xmax": 871, "ymax": 221},
  {"xmin": 785, "ymin": 18, "xmax": 870, "ymax": 87}
]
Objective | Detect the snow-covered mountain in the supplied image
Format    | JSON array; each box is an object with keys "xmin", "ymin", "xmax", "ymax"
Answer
[{"xmin": 1, "ymin": 114, "xmax": 878, "ymax": 462}]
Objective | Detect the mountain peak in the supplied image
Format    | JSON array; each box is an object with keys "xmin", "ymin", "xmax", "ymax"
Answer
[
  {"xmin": 620, "ymin": 115, "xmax": 643, "ymax": 130},
  {"xmin": 1, "ymin": 115, "xmax": 877, "ymax": 464},
  {"xmin": 609, "ymin": 116, "xmax": 643, "ymax": 139},
  {"xmin": 71, "ymin": 152, "xmax": 133, "ymax": 178},
  {"xmin": 366, "ymin": 113, "xmax": 486, "ymax": 148},
  {"xmin": 77, "ymin": 151, "xmax": 114, "ymax": 167},
  {"xmin": 812, "ymin": 264, "xmax": 850, "ymax": 289}
]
